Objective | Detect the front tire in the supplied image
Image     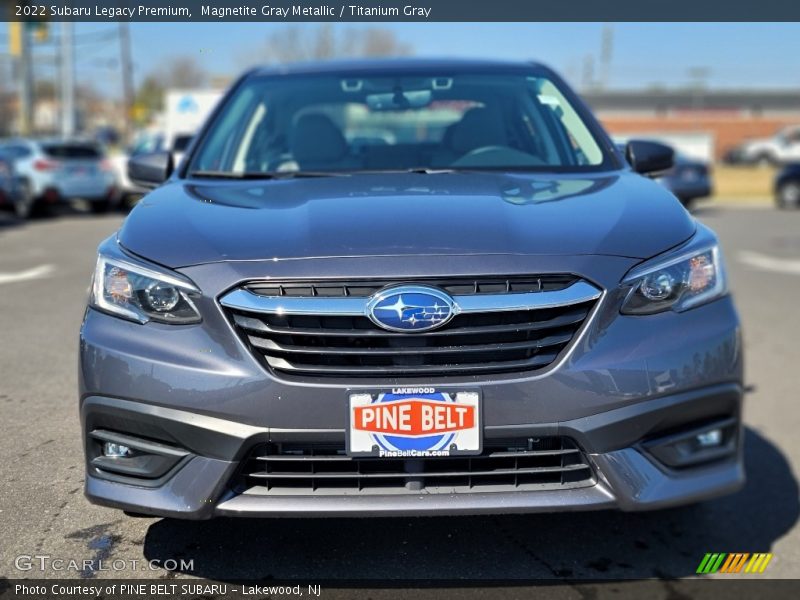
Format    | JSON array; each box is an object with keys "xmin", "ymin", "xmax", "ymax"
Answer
[
  {"xmin": 777, "ymin": 182, "xmax": 800, "ymax": 209},
  {"xmin": 12, "ymin": 180, "xmax": 34, "ymax": 220},
  {"xmin": 90, "ymin": 199, "xmax": 110, "ymax": 214},
  {"xmin": 756, "ymin": 152, "xmax": 776, "ymax": 167}
]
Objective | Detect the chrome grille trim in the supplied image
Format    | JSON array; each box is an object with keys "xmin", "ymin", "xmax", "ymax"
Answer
[{"xmin": 220, "ymin": 280, "xmax": 602, "ymax": 316}]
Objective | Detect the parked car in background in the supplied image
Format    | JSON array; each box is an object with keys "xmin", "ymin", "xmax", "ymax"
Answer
[
  {"xmin": 657, "ymin": 153, "xmax": 713, "ymax": 207},
  {"xmin": 617, "ymin": 141, "xmax": 711, "ymax": 207},
  {"xmin": 773, "ymin": 163, "xmax": 800, "ymax": 209},
  {"xmin": 0, "ymin": 138, "xmax": 118, "ymax": 214},
  {"xmin": 737, "ymin": 125, "xmax": 800, "ymax": 165},
  {"xmin": 0, "ymin": 150, "xmax": 33, "ymax": 219},
  {"xmin": 114, "ymin": 132, "xmax": 194, "ymax": 206}
]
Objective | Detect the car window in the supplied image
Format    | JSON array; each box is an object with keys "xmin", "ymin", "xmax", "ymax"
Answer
[
  {"xmin": 191, "ymin": 71, "xmax": 612, "ymax": 175},
  {"xmin": 172, "ymin": 135, "xmax": 194, "ymax": 153},
  {"xmin": 129, "ymin": 134, "xmax": 165, "ymax": 155},
  {"xmin": 1, "ymin": 145, "xmax": 32, "ymax": 159},
  {"xmin": 42, "ymin": 144, "xmax": 103, "ymax": 159}
]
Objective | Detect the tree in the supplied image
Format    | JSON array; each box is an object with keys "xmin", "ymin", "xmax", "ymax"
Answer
[
  {"xmin": 132, "ymin": 56, "xmax": 209, "ymax": 125},
  {"xmin": 259, "ymin": 25, "xmax": 412, "ymax": 64},
  {"xmin": 158, "ymin": 56, "xmax": 208, "ymax": 88}
]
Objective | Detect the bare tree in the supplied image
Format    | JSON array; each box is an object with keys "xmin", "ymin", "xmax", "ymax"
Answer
[
  {"xmin": 132, "ymin": 56, "xmax": 209, "ymax": 125},
  {"xmin": 158, "ymin": 55, "xmax": 208, "ymax": 88},
  {"xmin": 259, "ymin": 25, "xmax": 412, "ymax": 64}
]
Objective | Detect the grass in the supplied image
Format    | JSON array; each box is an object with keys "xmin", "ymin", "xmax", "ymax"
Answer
[{"xmin": 711, "ymin": 165, "xmax": 775, "ymax": 204}]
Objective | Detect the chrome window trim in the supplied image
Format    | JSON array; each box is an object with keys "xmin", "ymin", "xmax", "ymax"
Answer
[{"xmin": 219, "ymin": 280, "xmax": 602, "ymax": 316}]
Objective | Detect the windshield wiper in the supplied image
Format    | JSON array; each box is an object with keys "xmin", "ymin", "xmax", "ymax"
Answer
[{"xmin": 188, "ymin": 170, "xmax": 349, "ymax": 180}]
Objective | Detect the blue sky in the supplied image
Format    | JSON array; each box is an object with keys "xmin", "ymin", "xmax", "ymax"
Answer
[{"xmin": 69, "ymin": 22, "xmax": 800, "ymax": 93}]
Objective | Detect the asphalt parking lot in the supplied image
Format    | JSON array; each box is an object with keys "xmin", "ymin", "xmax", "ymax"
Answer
[{"xmin": 0, "ymin": 202, "xmax": 798, "ymax": 589}]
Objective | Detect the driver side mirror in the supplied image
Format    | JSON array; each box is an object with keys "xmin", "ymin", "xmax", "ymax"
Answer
[
  {"xmin": 128, "ymin": 151, "xmax": 174, "ymax": 190},
  {"xmin": 624, "ymin": 140, "xmax": 674, "ymax": 175}
]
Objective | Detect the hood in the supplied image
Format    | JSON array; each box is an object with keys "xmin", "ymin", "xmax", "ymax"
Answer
[{"xmin": 119, "ymin": 171, "xmax": 695, "ymax": 268}]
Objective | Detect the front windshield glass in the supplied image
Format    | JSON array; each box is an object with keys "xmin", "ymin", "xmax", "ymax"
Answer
[{"xmin": 189, "ymin": 71, "xmax": 612, "ymax": 175}]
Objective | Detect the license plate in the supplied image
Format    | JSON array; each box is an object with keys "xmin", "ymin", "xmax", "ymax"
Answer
[
  {"xmin": 347, "ymin": 388, "xmax": 481, "ymax": 457},
  {"xmin": 68, "ymin": 166, "xmax": 93, "ymax": 177}
]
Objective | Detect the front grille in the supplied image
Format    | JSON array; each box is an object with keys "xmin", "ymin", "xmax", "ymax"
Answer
[
  {"xmin": 238, "ymin": 437, "xmax": 595, "ymax": 495},
  {"xmin": 225, "ymin": 276, "xmax": 598, "ymax": 378},
  {"xmin": 245, "ymin": 275, "xmax": 579, "ymax": 298}
]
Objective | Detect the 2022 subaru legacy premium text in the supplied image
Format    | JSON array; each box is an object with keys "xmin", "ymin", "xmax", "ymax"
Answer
[{"xmin": 79, "ymin": 59, "xmax": 744, "ymax": 518}]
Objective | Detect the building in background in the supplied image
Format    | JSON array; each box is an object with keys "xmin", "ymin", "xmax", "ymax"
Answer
[{"xmin": 584, "ymin": 89, "xmax": 800, "ymax": 161}]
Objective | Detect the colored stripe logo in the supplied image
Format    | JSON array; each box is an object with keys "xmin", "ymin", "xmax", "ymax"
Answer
[{"xmin": 696, "ymin": 553, "xmax": 773, "ymax": 574}]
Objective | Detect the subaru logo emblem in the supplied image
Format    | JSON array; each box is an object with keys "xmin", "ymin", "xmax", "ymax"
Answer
[{"xmin": 366, "ymin": 286, "xmax": 456, "ymax": 332}]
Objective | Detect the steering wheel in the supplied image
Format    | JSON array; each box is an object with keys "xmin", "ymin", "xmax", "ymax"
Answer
[{"xmin": 452, "ymin": 145, "xmax": 545, "ymax": 168}]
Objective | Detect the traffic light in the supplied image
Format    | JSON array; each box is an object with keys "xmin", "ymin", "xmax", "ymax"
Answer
[{"xmin": 30, "ymin": 22, "xmax": 49, "ymax": 43}]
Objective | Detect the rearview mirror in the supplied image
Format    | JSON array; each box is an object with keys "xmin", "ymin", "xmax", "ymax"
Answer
[
  {"xmin": 128, "ymin": 151, "xmax": 174, "ymax": 190},
  {"xmin": 625, "ymin": 140, "xmax": 674, "ymax": 175}
]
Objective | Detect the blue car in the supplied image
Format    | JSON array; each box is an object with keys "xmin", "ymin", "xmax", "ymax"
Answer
[
  {"xmin": 774, "ymin": 162, "xmax": 800, "ymax": 209},
  {"xmin": 80, "ymin": 59, "xmax": 743, "ymax": 519}
]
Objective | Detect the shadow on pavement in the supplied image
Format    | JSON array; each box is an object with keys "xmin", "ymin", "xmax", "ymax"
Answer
[{"xmin": 143, "ymin": 427, "xmax": 797, "ymax": 581}]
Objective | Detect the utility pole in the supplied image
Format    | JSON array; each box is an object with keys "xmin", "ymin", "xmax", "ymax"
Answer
[
  {"xmin": 119, "ymin": 23, "xmax": 135, "ymax": 143},
  {"xmin": 60, "ymin": 22, "xmax": 76, "ymax": 137},
  {"xmin": 17, "ymin": 25, "xmax": 34, "ymax": 135},
  {"xmin": 599, "ymin": 24, "xmax": 614, "ymax": 90}
]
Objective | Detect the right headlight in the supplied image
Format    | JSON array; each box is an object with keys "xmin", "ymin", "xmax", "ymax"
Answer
[
  {"xmin": 621, "ymin": 244, "xmax": 727, "ymax": 315},
  {"xmin": 91, "ymin": 254, "xmax": 202, "ymax": 325}
]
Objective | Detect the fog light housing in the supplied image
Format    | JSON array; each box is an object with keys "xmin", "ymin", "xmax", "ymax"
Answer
[
  {"xmin": 89, "ymin": 430, "xmax": 190, "ymax": 482},
  {"xmin": 103, "ymin": 442, "xmax": 132, "ymax": 458},
  {"xmin": 695, "ymin": 428, "xmax": 723, "ymax": 448},
  {"xmin": 643, "ymin": 418, "xmax": 737, "ymax": 469}
]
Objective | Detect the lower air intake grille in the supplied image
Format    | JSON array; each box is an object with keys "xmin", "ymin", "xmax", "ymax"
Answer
[{"xmin": 238, "ymin": 437, "xmax": 595, "ymax": 495}]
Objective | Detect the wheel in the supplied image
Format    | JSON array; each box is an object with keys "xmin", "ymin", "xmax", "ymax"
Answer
[
  {"xmin": 90, "ymin": 199, "xmax": 110, "ymax": 214},
  {"xmin": 777, "ymin": 182, "xmax": 800, "ymax": 209},
  {"xmin": 756, "ymin": 153, "xmax": 776, "ymax": 167},
  {"xmin": 12, "ymin": 180, "xmax": 34, "ymax": 220}
]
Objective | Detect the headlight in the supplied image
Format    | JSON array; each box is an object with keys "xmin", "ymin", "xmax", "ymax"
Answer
[
  {"xmin": 91, "ymin": 255, "xmax": 201, "ymax": 324},
  {"xmin": 621, "ymin": 245, "xmax": 727, "ymax": 315}
]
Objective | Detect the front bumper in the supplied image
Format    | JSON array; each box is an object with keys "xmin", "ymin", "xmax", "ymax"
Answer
[
  {"xmin": 80, "ymin": 254, "xmax": 745, "ymax": 518},
  {"xmin": 81, "ymin": 379, "xmax": 744, "ymax": 519}
]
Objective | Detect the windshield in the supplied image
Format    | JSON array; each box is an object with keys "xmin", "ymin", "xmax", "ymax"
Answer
[{"xmin": 189, "ymin": 71, "xmax": 613, "ymax": 176}]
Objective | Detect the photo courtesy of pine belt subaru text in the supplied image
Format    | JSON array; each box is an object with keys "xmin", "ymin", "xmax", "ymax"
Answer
[{"xmin": 79, "ymin": 59, "xmax": 744, "ymax": 518}]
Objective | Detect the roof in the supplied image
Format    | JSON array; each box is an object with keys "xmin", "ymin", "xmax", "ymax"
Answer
[{"xmin": 251, "ymin": 57, "xmax": 547, "ymax": 78}]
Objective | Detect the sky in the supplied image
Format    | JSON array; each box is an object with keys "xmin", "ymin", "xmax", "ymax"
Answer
[{"xmin": 56, "ymin": 22, "xmax": 800, "ymax": 95}]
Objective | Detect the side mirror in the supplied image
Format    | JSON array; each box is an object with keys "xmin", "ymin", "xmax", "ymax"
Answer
[
  {"xmin": 128, "ymin": 151, "xmax": 174, "ymax": 190},
  {"xmin": 625, "ymin": 140, "xmax": 674, "ymax": 175}
]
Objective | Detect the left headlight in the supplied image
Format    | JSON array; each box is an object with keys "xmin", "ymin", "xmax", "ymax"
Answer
[
  {"xmin": 91, "ymin": 254, "xmax": 202, "ymax": 324},
  {"xmin": 621, "ymin": 245, "xmax": 727, "ymax": 315}
]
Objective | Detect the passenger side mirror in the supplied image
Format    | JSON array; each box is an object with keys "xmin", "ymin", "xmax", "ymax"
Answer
[
  {"xmin": 128, "ymin": 151, "xmax": 174, "ymax": 190},
  {"xmin": 624, "ymin": 140, "xmax": 674, "ymax": 175}
]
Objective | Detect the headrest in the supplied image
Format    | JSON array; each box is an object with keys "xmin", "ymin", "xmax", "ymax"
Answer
[{"xmin": 290, "ymin": 114, "xmax": 347, "ymax": 163}]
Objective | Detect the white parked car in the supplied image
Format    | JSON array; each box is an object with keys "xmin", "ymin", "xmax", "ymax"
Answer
[
  {"xmin": 738, "ymin": 126, "xmax": 800, "ymax": 165},
  {"xmin": 0, "ymin": 138, "xmax": 118, "ymax": 214},
  {"xmin": 114, "ymin": 132, "xmax": 194, "ymax": 204}
]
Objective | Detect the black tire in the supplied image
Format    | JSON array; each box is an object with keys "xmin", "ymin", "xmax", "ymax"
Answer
[
  {"xmin": 755, "ymin": 153, "xmax": 776, "ymax": 167},
  {"xmin": 12, "ymin": 180, "xmax": 34, "ymax": 220},
  {"xmin": 777, "ymin": 182, "xmax": 800, "ymax": 209},
  {"xmin": 90, "ymin": 199, "xmax": 111, "ymax": 214}
]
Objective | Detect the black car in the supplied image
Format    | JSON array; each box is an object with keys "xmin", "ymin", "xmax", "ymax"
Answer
[{"xmin": 774, "ymin": 163, "xmax": 800, "ymax": 209}]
